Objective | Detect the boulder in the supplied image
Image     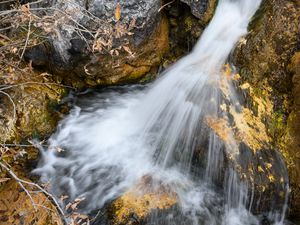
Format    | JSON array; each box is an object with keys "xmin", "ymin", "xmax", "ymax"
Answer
[
  {"xmin": 24, "ymin": 0, "xmax": 169, "ymax": 87},
  {"xmin": 232, "ymin": 0, "xmax": 300, "ymax": 218},
  {"xmin": 0, "ymin": 69, "xmax": 65, "ymax": 143}
]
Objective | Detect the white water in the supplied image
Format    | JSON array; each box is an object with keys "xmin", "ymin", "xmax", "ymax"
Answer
[{"xmin": 34, "ymin": 0, "xmax": 289, "ymax": 224}]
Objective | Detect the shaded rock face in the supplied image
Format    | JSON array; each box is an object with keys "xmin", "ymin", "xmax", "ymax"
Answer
[
  {"xmin": 164, "ymin": 1, "xmax": 213, "ymax": 64},
  {"xmin": 88, "ymin": 0, "xmax": 161, "ymax": 44},
  {"xmin": 285, "ymin": 52, "xmax": 300, "ymax": 218},
  {"xmin": 68, "ymin": 16, "xmax": 169, "ymax": 87},
  {"xmin": 232, "ymin": 0, "xmax": 300, "ymax": 218},
  {"xmin": 180, "ymin": 0, "xmax": 216, "ymax": 23}
]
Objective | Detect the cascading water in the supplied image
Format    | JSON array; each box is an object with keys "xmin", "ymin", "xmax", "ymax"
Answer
[{"xmin": 34, "ymin": 0, "xmax": 290, "ymax": 224}]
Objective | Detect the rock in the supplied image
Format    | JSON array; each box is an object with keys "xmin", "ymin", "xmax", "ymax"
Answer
[
  {"xmin": 87, "ymin": 0, "xmax": 161, "ymax": 44},
  {"xmin": 92, "ymin": 175, "xmax": 177, "ymax": 225},
  {"xmin": 0, "ymin": 181, "xmax": 63, "ymax": 225},
  {"xmin": 284, "ymin": 52, "xmax": 300, "ymax": 218},
  {"xmin": 232, "ymin": 0, "xmax": 300, "ymax": 218},
  {"xmin": 180, "ymin": 0, "xmax": 216, "ymax": 23},
  {"xmin": 68, "ymin": 15, "xmax": 169, "ymax": 87},
  {"xmin": 0, "ymin": 69, "xmax": 65, "ymax": 143},
  {"xmin": 23, "ymin": 0, "xmax": 219, "ymax": 87},
  {"xmin": 23, "ymin": 0, "xmax": 169, "ymax": 87}
]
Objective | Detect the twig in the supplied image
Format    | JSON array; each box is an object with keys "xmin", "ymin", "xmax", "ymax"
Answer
[
  {"xmin": 0, "ymin": 26, "xmax": 12, "ymax": 32},
  {"xmin": 19, "ymin": 16, "xmax": 32, "ymax": 64},
  {"xmin": 0, "ymin": 90, "xmax": 16, "ymax": 124},
  {"xmin": 0, "ymin": 0, "xmax": 15, "ymax": 4},
  {"xmin": 0, "ymin": 143, "xmax": 49, "ymax": 148},
  {"xmin": 158, "ymin": 0, "xmax": 175, "ymax": 12},
  {"xmin": 0, "ymin": 82, "xmax": 75, "ymax": 91}
]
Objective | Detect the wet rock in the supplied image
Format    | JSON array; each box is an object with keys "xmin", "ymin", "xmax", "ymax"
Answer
[
  {"xmin": 232, "ymin": 0, "xmax": 300, "ymax": 218},
  {"xmin": 96, "ymin": 175, "xmax": 177, "ymax": 225}
]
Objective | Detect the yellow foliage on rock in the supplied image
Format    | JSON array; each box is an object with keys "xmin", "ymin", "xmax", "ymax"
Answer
[{"xmin": 111, "ymin": 175, "xmax": 177, "ymax": 225}]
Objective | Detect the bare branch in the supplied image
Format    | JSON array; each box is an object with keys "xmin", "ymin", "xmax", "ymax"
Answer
[
  {"xmin": 0, "ymin": 81, "xmax": 75, "ymax": 91},
  {"xmin": 0, "ymin": 90, "xmax": 16, "ymax": 125},
  {"xmin": 19, "ymin": 15, "xmax": 32, "ymax": 64}
]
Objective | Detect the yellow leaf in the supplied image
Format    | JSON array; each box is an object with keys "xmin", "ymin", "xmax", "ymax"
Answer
[
  {"xmin": 115, "ymin": 3, "xmax": 121, "ymax": 21},
  {"xmin": 240, "ymin": 83, "xmax": 250, "ymax": 89}
]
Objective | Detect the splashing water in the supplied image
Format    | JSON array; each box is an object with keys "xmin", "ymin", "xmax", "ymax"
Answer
[{"xmin": 34, "ymin": 0, "xmax": 290, "ymax": 224}]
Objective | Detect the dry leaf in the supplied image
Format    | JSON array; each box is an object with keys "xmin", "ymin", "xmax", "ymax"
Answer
[
  {"xmin": 21, "ymin": 4, "xmax": 30, "ymax": 14},
  {"xmin": 0, "ymin": 178, "xmax": 11, "ymax": 183},
  {"xmin": 123, "ymin": 46, "xmax": 133, "ymax": 55},
  {"xmin": 115, "ymin": 3, "xmax": 121, "ymax": 21},
  {"xmin": 60, "ymin": 195, "xmax": 69, "ymax": 202}
]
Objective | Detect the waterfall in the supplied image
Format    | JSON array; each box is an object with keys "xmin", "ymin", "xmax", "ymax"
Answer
[{"xmin": 34, "ymin": 0, "xmax": 290, "ymax": 224}]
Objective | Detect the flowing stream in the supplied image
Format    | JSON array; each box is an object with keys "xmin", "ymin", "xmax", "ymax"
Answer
[{"xmin": 34, "ymin": 0, "xmax": 290, "ymax": 224}]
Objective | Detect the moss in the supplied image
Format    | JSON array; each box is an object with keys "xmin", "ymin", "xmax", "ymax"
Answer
[
  {"xmin": 248, "ymin": 1, "xmax": 268, "ymax": 31},
  {"xmin": 117, "ymin": 64, "xmax": 151, "ymax": 83},
  {"xmin": 268, "ymin": 110, "xmax": 286, "ymax": 140},
  {"xmin": 184, "ymin": 16, "xmax": 194, "ymax": 32}
]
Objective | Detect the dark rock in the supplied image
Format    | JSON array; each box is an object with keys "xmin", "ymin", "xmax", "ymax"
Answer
[
  {"xmin": 180, "ymin": 0, "xmax": 216, "ymax": 23},
  {"xmin": 88, "ymin": 0, "xmax": 161, "ymax": 44},
  {"xmin": 69, "ymin": 39, "xmax": 88, "ymax": 55},
  {"xmin": 24, "ymin": 44, "xmax": 49, "ymax": 67}
]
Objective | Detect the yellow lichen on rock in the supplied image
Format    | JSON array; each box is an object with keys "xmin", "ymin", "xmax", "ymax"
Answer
[
  {"xmin": 111, "ymin": 176, "xmax": 177, "ymax": 225},
  {"xmin": 205, "ymin": 117, "xmax": 230, "ymax": 143},
  {"xmin": 229, "ymin": 106, "xmax": 271, "ymax": 153},
  {"xmin": 214, "ymin": 65, "xmax": 272, "ymax": 153}
]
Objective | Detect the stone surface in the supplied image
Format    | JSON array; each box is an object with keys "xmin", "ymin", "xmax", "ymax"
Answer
[
  {"xmin": 23, "ymin": 0, "xmax": 219, "ymax": 87},
  {"xmin": 88, "ymin": 0, "xmax": 161, "ymax": 44},
  {"xmin": 0, "ymin": 69, "xmax": 65, "ymax": 143},
  {"xmin": 24, "ymin": 0, "xmax": 168, "ymax": 87},
  {"xmin": 180, "ymin": 0, "xmax": 216, "ymax": 23},
  {"xmin": 284, "ymin": 52, "xmax": 300, "ymax": 218},
  {"xmin": 232, "ymin": 0, "xmax": 300, "ymax": 218}
]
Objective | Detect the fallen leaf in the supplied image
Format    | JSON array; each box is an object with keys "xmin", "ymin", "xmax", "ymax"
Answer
[
  {"xmin": 0, "ymin": 178, "xmax": 10, "ymax": 183},
  {"xmin": 123, "ymin": 46, "xmax": 133, "ymax": 55},
  {"xmin": 115, "ymin": 3, "xmax": 121, "ymax": 21}
]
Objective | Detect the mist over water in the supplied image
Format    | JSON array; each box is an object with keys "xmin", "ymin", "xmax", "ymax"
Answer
[{"xmin": 34, "ymin": 0, "xmax": 289, "ymax": 224}]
